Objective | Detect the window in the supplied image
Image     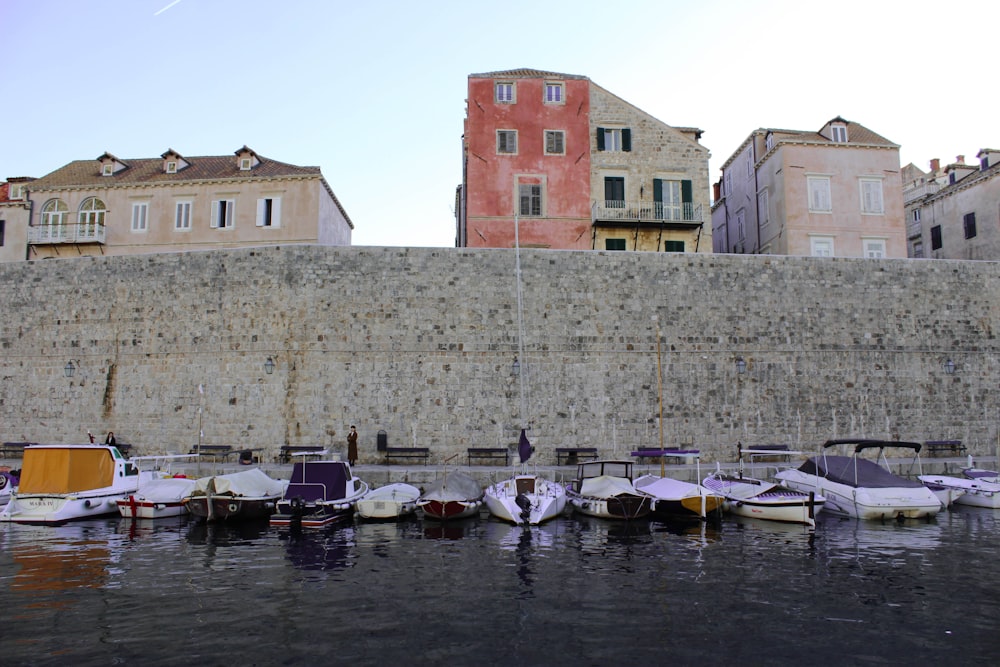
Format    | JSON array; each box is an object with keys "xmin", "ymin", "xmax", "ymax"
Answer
[
  {"xmin": 913, "ymin": 241, "xmax": 923, "ymax": 258},
  {"xmin": 544, "ymin": 82, "xmax": 564, "ymax": 104},
  {"xmin": 166, "ymin": 161, "xmax": 177, "ymax": 174},
  {"xmin": 544, "ymin": 130, "xmax": 565, "ymax": 155},
  {"xmin": 175, "ymin": 201, "xmax": 192, "ymax": 230},
  {"xmin": 41, "ymin": 199, "xmax": 68, "ymax": 230},
  {"xmin": 736, "ymin": 209, "xmax": 746, "ymax": 243},
  {"xmin": 745, "ymin": 148, "xmax": 753, "ymax": 178},
  {"xmin": 664, "ymin": 240, "xmax": 685, "ymax": 252},
  {"xmin": 596, "ymin": 127, "xmax": 631, "ymax": 152},
  {"xmin": 256, "ymin": 197, "xmax": 281, "ymax": 227},
  {"xmin": 78, "ymin": 197, "xmax": 107, "ymax": 232},
  {"xmin": 239, "ymin": 158, "xmax": 252, "ymax": 171},
  {"xmin": 497, "ymin": 130, "xmax": 517, "ymax": 154},
  {"xmin": 518, "ymin": 184, "xmax": 541, "ymax": 216},
  {"xmin": 765, "ymin": 133, "xmax": 774, "ymax": 151},
  {"xmin": 9, "ymin": 184, "xmax": 23, "ymax": 199},
  {"xmin": 831, "ymin": 125, "xmax": 848, "ymax": 142},
  {"xmin": 964, "ymin": 212, "xmax": 977, "ymax": 239},
  {"xmin": 913, "ymin": 209, "xmax": 921, "ymax": 222},
  {"xmin": 863, "ymin": 238, "xmax": 886, "ymax": 258},
  {"xmin": 495, "ymin": 82, "xmax": 514, "ymax": 103},
  {"xmin": 807, "ymin": 176, "xmax": 832, "ymax": 212},
  {"xmin": 860, "ymin": 178, "xmax": 884, "ymax": 214},
  {"xmin": 930, "ymin": 225, "xmax": 942, "ymax": 250},
  {"xmin": 604, "ymin": 177, "xmax": 625, "ymax": 208},
  {"xmin": 724, "ymin": 170, "xmax": 732, "ymax": 197},
  {"xmin": 0, "ymin": 220, "xmax": 5, "ymax": 246},
  {"xmin": 757, "ymin": 189, "xmax": 770, "ymax": 227},
  {"xmin": 654, "ymin": 179, "xmax": 688, "ymax": 221},
  {"xmin": 131, "ymin": 202, "xmax": 148, "ymax": 232},
  {"xmin": 605, "ymin": 238, "xmax": 626, "ymax": 251},
  {"xmin": 810, "ymin": 236, "xmax": 834, "ymax": 257},
  {"xmin": 102, "ymin": 164, "xmax": 113, "ymax": 176},
  {"xmin": 212, "ymin": 199, "xmax": 235, "ymax": 228}
]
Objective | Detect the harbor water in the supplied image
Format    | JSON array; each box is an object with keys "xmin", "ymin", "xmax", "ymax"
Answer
[{"xmin": 1, "ymin": 507, "xmax": 998, "ymax": 666}]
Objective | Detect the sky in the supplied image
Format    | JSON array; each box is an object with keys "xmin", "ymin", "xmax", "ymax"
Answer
[{"xmin": 2, "ymin": 0, "xmax": 997, "ymax": 248}]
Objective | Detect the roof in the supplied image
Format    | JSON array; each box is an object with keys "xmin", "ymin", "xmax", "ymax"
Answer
[
  {"xmin": 29, "ymin": 150, "xmax": 324, "ymax": 191},
  {"xmin": 469, "ymin": 68, "xmax": 588, "ymax": 80}
]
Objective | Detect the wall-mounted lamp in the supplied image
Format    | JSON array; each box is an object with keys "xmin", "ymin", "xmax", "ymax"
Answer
[
  {"xmin": 511, "ymin": 356, "xmax": 520, "ymax": 376},
  {"xmin": 64, "ymin": 360, "xmax": 77, "ymax": 378},
  {"xmin": 264, "ymin": 356, "xmax": 275, "ymax": 375},
  {"xmin": 944, "ymin": 359, "xmax": 956, "ymax": 375},
  {"xmin": 735, "ymin": 357, "xmax": 747, "ymax": 375}
]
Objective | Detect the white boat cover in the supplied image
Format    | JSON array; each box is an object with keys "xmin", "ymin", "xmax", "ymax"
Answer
[
  {"xmin": 135, "ymin": 477, "xmax": 197, "ymax": 502},
  {"xmin": 364, "ymin": 483, "xmax": 421, "ymax": 503},
  {"xmin": 634, "ymin": 475, "xmax": 702, "ymax": 500},
  {"xmin": 421, "ymin": 471, "xmax": 482, "ymax": 502},
  {"xmin": 578, "ymin": 475, "xmax": 638, "ymax": 498},
  {"xmin": 193, "ymin": 468, "xmax": 287, "ymax": 497}
]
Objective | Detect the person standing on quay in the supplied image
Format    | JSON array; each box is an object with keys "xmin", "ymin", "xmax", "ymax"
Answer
[{"xmin": 347, "ymin": 425, "xmax": 358, "ymax": 466}]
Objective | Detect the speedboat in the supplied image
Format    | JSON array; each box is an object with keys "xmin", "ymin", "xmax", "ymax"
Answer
[
  {"xmin": 565, "ymin": 460, "xmax": 651, "ymax": 520},
  {"xmin": 417, "ymin": 471, "xmax": 484, "ymax": 520},
  {"xmin": 185, "ymin": 468, "xmax": 288, "ymax": 522},
  {"xmin": 774, "ymin": 439, "xmax": 941, "ymax": 521},
  {"xmin": 702, "ymin": 446, "xmax": 825, "ymax": 526},
  {"xmin": 270, "ymin": 460, "xmax": 368, "ymax": 529},
  {"xmin": 356, "ymin": 482, "xmax": 421, "ymax": 520},
  {"xmin": 484, "ymin": 473, "xmax": 567, "ymax": 525},
  {"xmin": 0, "ymin": 444, "xmax": 150, "ymax": 524},
  {"xmin": 919, "ymin": 472, "xmax": 999, "ymax": 509}
]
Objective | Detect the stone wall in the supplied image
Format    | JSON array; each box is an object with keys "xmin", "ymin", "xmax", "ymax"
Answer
[{"xmin": 1, "ymin": 245, "xmax": 998, "ymax": 463}]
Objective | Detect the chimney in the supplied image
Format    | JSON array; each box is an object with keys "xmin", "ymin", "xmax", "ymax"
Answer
[
  {"xmin": 929, "ymin": 158, "xmax": 940, "ymax": 173},
  {"xmin": 713, "ymin": 182, "xmax": 721, "ymax": 200},
  {"xmin": 957, "ymin": 155, "xmax": 965, "ymax": 164}
]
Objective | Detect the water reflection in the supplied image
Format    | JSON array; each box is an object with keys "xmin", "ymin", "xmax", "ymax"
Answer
[
  {"xmin": 282, "ymin": 525, "xmax": 356, "ymax": 572},
  {"xmin": 185, "ymin": 517, "xmax": 271, "ymax": 546},
  {"xmin": 421, "ymin": 515, "xmax": 479, "ymax": 540}
]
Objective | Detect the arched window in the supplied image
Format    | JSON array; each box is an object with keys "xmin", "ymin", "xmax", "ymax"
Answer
[
  {"xmin": 40, "ymin": 199, "xmax": 69, "ymax": 241},
  {"xmin": 78, "ymin": 197, "xmax": 107, "ymax": 238}
]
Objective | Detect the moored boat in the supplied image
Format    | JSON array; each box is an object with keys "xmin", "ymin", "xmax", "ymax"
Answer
[
  {"xmin": 356, "ymin": 482, "xmax": 421, "ymax": 520},
  {"xmin": 0, "ymin": 468, "xmax": 17, "ymax": 512},
  {"xmin": 920, "ymin": 473, "xmax": 999, "ymax": 509},
  {"xmin": 565, "ymin": 459, "xmax": 651, "ymax": 520},
  {"xmin": 185, "ymin": 468, "xmax": 288, "ymax": 522},
  {"xmin": 0, "ymin": 444, "xmax": 149, "ymax": 524},
  {"xmin": 774, "ymin": 439, "xmax": 940, "ymax": 521},
  {"xmin": 417, "ymin": 471, "xmax": 484, "ymax": 520},
  {"xmin": 270, "ymin": 460, "xmax": 368, "ymax": 529},
  {"xmin": 634, "ymin": 474, "xmax": 725, "ymax": 521},
  {"xmin": 485, "ymin": 473, "xmax": 567, "ymax": 525},
  {"xmin": 117, "ymin": 476, "xmax": 197, "ymax": 519}
]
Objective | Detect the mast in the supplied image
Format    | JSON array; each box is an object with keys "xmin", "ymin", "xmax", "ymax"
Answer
[{"xmin": 514, "ymin": 214, "xmax": 527, "ymax": 431}]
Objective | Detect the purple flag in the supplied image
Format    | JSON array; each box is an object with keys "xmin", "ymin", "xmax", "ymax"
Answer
[{"xmin": 518, "ymin": 429, "xmax": 532, "ymax": 463}]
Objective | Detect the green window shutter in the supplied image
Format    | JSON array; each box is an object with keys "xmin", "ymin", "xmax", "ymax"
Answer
[
  {"xmin": 596, "ymin": 128, "xmax": 605, "ymax": 151},
  {"xmin": 681, "ymin": 179, "xmax": 692, "ymax": 203},
  {"xmin": 606, "ymin": 238, "xmax": 626, "ymax": 251},
  {"xmin": 622, "ymin": 129, "xmax": 631, "ymax": 151},
  {"xmin": 665, "ymin": 240, "xmax": 685, "ymax": 252},
  {"xmin": 653, "ymin": 178, "xmax": 663, "ymax": 203}
]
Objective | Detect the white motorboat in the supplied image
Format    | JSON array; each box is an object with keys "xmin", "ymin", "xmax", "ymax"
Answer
[
  {"xmin": 0, "ymin": 469, "xmax": 17, "ymax": 511},
  {"xmin": 919, "ymin": 473, "xmax": 999, "ymax": 509},
  {"xmin": 417, "ymin": 471, "xmax": 484, "ymax": 521},
  {"xmin": 117, "ymin": 476, "xmax": 197, "ymax": 519},
  {"xmin": 484, "ymin": 473, "xmax": 567, "ymax": 525},
  {"xmin": 0, "ymin": 444, "xmax": 152, "ymax": 524},
  {"xmin": 270, "ymin": 460, "xmax": 368, "ymax": 529},
  {"xmin": 774, "ymin": 439, "xmax": 941, "ymax": 521},
  {"xmin": 964, "ymin": 467, "xmax": 1000, "ymax": 483},
  {"xmin": 185, "ymin": 468, "xmax": 288, "ymax": 522},
  {"xmin": 702, "ymin": 446, "xmax": 825, "ymax": 526},
  {"xmin": 356, "ymin": 482, "xmax": 421, "ymax": 520},
  {"xmin": 565, "ymin": 460, "xmax": 651, "ymax": 520}
]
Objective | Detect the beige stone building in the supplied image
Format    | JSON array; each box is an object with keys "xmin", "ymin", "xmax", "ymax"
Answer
[
  {"xmin": 0, "ymin": 179, "xmax": 32, "ymax": 262},
  {"xmin": 7, "ymin": 146, "xmax": 352, "ymax": 261},
  {"xmin": 712, "ymin": 117, "xmax": 905, "ymax": 258},
  {"xmin": 903, "ymin": 151, "xmax": 1000, "ymax": 260}
]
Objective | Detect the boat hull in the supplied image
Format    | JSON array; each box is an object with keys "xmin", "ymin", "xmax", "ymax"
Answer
[
  {"xmin": 356, "ymin": 483, "xmax": 420, "ymax": 520},
  {"xmin": 727, "ymin": 494, "xmax": 824, "ymax": 525},
  {"xmin": 484, "ymin": 475, "xmax": 567, "ymax": 525},
  {"xmin": 419, "ymin": 499, "xmax": 482, "ymax": 521},
  {"xmin": 3, "ymin": 492, "xmax": 128, "ymax": 524},
  {"xmin": 117, "ymin": 496, "xmax": 189, "ymax": 519},
  {"xmin": 185, "ymin": 496, "xmax": 280, "ymax": 521},
  {"xmin": 920, "ymin": 474, "xmax": 1000, "ymax": 509},
  {"xmin": 270, "ymin": 506, "xmax": 354, "ymax": 529},
  {"xmin": 566, "ymin": 492, "xmax": 650, "ymax": 520},
  {"xmin": 777, "ymin": 471, "xmax": 939, "ymax": 520}
]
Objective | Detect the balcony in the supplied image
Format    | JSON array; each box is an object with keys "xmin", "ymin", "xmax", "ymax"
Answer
[
  {"xmin": 27, "ymin": 222, "xmax": 106, "ymax": 245},
  {"xmin": 592, "ymin": 201, "xmax": 703, "ymax": 228},
  {"xmin": 907, "ymin": 220, "xmax": 923, "ymax": 239}
]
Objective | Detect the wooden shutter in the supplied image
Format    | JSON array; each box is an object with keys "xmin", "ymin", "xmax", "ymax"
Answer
[
  {"xmin": 596, "ymin": 128, "xmax": 605, "ymax": 151},
  {"xmin": 681, "ymin": 180, "xmax": 692, "ymax": 203},
  {"xmin": 653, "ymin": 179, "xmax": 663, "ymax": 203},
  {"xmin": 622, "ymin": 129, "xmax": 631, "ymax": 152}
]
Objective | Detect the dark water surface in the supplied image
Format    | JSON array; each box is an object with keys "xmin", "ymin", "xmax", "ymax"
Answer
[{"xmin": 1, "ymin": 507, "xmax": 997, "ymax": 666}]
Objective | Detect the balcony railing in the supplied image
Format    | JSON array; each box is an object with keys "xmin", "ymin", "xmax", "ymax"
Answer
[
  {"xmin": 27, "ymin": 222, "xmax": 106, "ymax": 245},
  {"xmin": 592, "ymin": 201, "xmax": 703, "ymax": 225},
  {"xmin": 907, "ymin": 220, "xmax": 923, "ymax": 239}
]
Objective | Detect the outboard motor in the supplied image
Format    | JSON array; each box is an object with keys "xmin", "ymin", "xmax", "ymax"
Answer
[{"xmin": 515, "ymin": 493, "xmax": 532, "ymax": 522}]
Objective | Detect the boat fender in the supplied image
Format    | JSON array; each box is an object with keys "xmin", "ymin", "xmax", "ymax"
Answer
[
  {"xmin": 228, "ymin": 503, "xmax": 238, "ymax": 513},
  {"xmin": 84, "ymin": 499, "xmax": 94, "ymax": 509}
]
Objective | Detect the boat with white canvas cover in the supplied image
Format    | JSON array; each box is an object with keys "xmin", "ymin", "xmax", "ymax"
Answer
[
  {"xmin": 702, "ymin": 445, "xmax": 825, "ymax": 526},
  {"xmin": 417, "ymin": 470, "xmax": 484, "ymax": 521},
  {"xmin": 117, "ymin": 455, "xmax": 199, "ymax": 520},
  {"xmin": 185, "ymin": 468, "xmax": 288, "ymax": 522},
  {"xmin": 632, "ymin": 450, "xmax": 724, "ymax": 522},
  {"xmin": 565, "ymin": 460, "xmax": 651, "ymax": 521},
  {"xmin": 356, "ymin": 482, "xmax": 421, "ymax": 520},
  {"xmin": 0, "ymin": 444, "xmax": 150, "ymax": 524},
  {"xmin": 774, "ymin": 439, "xmax": 941, "ymax": 521},
  {"xmin": 484, "ymin": 430, "xmax": 567, "ymax": 525}
]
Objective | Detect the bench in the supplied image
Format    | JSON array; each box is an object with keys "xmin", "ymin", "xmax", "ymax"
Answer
[
  {"xmin": 188, "ymin": 445, "xmax": 234, "ymax": 461},
  {"xmin": 630, "ymin": 448, "xmax": 701, "ymax": 463},
  {"xmin": 743, "ymin": 444, "xmax": 791, "ymax": 462},
  {"xmin": 467, "ymin": 447, "xmax": 510, "ymax": 466},
  {"xmin": 1, "ymin": 442, "xmax": 35, "ymax": 458},
  {"xmin": 279, "ymin": 445, "xmax": 327, "ymax": 463},
  {"xmin": 925, "ymin": 440, "xmax": 966, "ymax": 457},
  {"xmin": 555, "ymin": 447, "xmax": 598, "ymax": 465},
  {"xmin": 385, "ymin": 447, "xmax": 430, "ymax": 464}
]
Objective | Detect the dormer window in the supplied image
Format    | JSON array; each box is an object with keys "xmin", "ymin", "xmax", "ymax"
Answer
[
  {"xmin": 234, "ymin": 146, "xmax": 260, "ymax": 171},
  {"xmin": 831, "ymin": 125, "xmax": 848, "ymax": 143},
  {"xmin": 9, "ymin": 184, "xmax": 23, "ymax": 200},
  {"xmin": 102, "ymin": 164, "xmax": 114, "ymax": 176},
  {"xmin": 97, "ymin": 152, "xmax": 127, "ymax": 176},
  {"xmin": 765, "ymin": 133, "xmax": 774, "ymax": 151},
  {"xmin": 161, "ymin": 149, "xmax": 188, "ymax": 174},
  {"xmin": 240, "ymin": 158, "xmax": 252, "ymax": 171},
  {"xmin": 166, "ymin": 161, "xmax": 177, "ymax": 174}
]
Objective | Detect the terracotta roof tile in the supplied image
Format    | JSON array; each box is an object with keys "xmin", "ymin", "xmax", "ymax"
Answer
[{"xmin": 469, "ymin": 68, "xmax": 588, "ymax": 80}]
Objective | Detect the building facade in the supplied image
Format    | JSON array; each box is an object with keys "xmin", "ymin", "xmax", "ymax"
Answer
[
  {"xmin": 0, "ymin": 179, "xmax": 32, "ymax": 262},
  {"xmin": 458, "ymin": 69, "xmax": 711, "ymax": 253},
  {"xmin": 712, "ymin": 117, "xmax": 905, "ymax": 258},
  {"xmin": 6, "ymin": 146, "xmax": 352, "ymax": 262},
  {"xmin": 903, "ymin": 151, "xmax": 1000, "ymax": 260}
]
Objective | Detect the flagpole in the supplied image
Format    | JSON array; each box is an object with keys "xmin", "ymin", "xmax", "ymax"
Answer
[{"xmin": 514, "ymin": 214, "xmax": 527, "ymax": 432}]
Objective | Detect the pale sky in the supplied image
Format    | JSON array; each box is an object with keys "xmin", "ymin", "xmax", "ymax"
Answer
[{"xmin": 2, "ymin": 0, "xmax": 995, "ymax": 248}]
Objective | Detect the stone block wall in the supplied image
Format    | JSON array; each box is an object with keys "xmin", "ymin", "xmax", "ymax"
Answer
[{"xmin": 0, "ymin": 245, "xmax": 997, "ymax": 463}]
